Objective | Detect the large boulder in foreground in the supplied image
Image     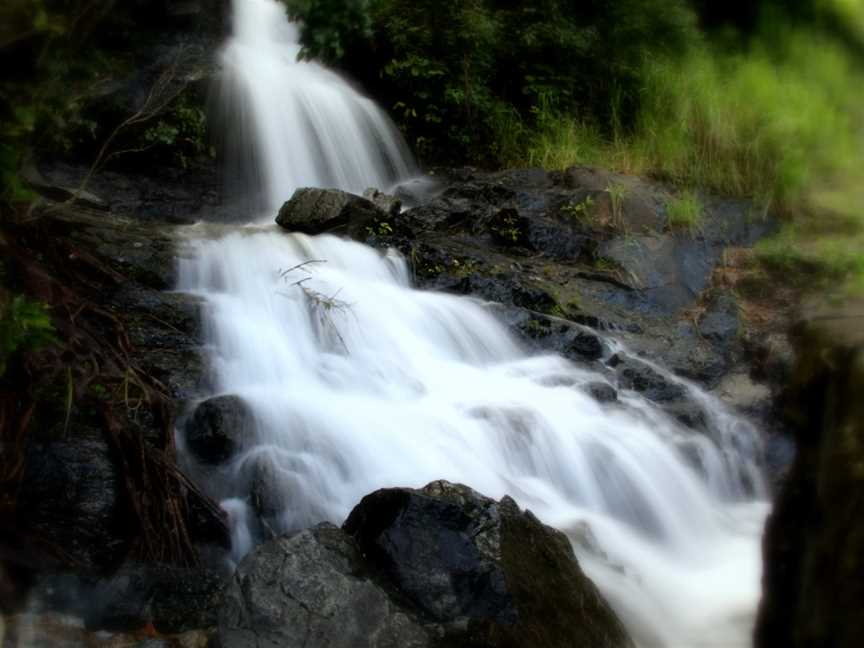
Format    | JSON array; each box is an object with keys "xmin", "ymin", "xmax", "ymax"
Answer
[
  {"xmin": 755, "ymin": 297, "xmax": 864, "ymax": 648},
  {"xmin": 276, "ymin": 188, "xmax": 388, "ymax": 238},
  {"xmin": 219, "ymin": 480, "xmax": 632, "ymax": 648}
]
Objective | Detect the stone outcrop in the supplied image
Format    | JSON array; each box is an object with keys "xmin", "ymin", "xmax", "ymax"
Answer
[
  {"xmin": 276, "ymin": 188, "xmax": 389, "ymax": 237},
  {"xmin": 220, "ymin": 481, "xmax": 633, "ymax": 648},
  {"xmin": 183, "ymin": 395, "xmax": 252, "ymax": 464}
]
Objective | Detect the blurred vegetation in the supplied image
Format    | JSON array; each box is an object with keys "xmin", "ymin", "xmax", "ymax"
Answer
[
  {"xmin": 0, "ymin": 1, "xmax": 215, "ymax": 372},
  {"xmin": 0, "ymin": 293, "xmax": 56, "ymax": 378},
  {"xmin": 288, "ymin": 0, "xmax": 864, "ymax": 292}
]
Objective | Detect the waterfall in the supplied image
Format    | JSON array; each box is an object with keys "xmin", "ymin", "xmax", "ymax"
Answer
[
  {"xmin": 216, "ymin": 0, "xmax": 416, "ymax": 212},
  {"xmin": 180, "ymin": 0, "xmax": 770, "ymax": 646}
]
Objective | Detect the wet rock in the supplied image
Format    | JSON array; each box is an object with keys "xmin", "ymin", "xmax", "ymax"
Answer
[
  {"xmin": 363, "ymin": 187, "xmax": 402, "ymax": 216},
  {"xmin": 276, "ymin": 187, "xmax": 386, "ymax": 237},
  {"xmin": 584, "ymin": 381, "xmax": 618, "ymax": 403},
  {"xmin": 393, "ymin": 176, "xmax": 442, "ymax": 208},
  {"xmin": 666, "ymin": 333, "xmax": 728, "ymax": 388},
  {"xmin": 218, "ymin": 523, "xmax": 430, "ymax": 648},
  {"xmin": 599, "ymin": 234, "xmax": 710, "ymax": 314},
  {"xmin": 662, "ymin": 400, "xmax": 708, "ymax": 431},
  {"xmin": 344, "ymin": 480, "xmax": 633, "ymax": 648},
  {"xmin": 524, "ymin": 218, "xmax": 593, "ymax": 260},
  {"xmin": 612, "ymin": 355, "xmax": 687, "ymax": 403},
  {"xmin": 183, "ymin": 395, "xmax": 251, "ymax": 464},
  {"xmin": 16, "ymin": 439, "xmax": 126, "ymax": 570},
  {"xmin": 220, "ymin": 482, "xmax": 632, "ymax": 648},
  {"xmin": 698, "ymin": 292, "xmax": 740, "ymax": 345},
  {"xmin": 568, "ymin": 329, "xmax": 605, "ymax": 362}
]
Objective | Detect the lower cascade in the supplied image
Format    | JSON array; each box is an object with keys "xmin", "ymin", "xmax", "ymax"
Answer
[{"xmin": 178, "ymin": 226, "xmax": 769, "ymax": 648}]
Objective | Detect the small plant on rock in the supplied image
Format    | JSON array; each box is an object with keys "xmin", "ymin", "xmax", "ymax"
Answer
[
  {"xmin": 562, "ymin": 195, "xmax": 595, "ymax": 221},
  {"xmin": 666, "ymin": 190, "xmax": 703, "ymax": 233},
  {"xmin": 606, "ymin": 182, "xmax": 628, "ymax": 228}
]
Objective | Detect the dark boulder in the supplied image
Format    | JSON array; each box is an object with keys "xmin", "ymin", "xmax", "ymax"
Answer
[
  {"xmin": 276, "ymin": 188, "xmax": 386, "ymax": 238},
  {"xmin": 584, "ymin": 381, "xmax": 618, "ymax": 403},
  {"xmin": 344, "ymin": 481, "xmax": 633, "ymax": 648},
  {"xmin": 507, "ymin": 310, "xmax": 606, "ymax": 363},
  {"xmin": 184, "ymin": 395, "xmax": 252, "ymax": 464},
  {"xmin": 220, "ymin": 481, "xmax": 632, "ymax": 648},
  {"xmin": 363, "ymin": 187, "xmax": 402, "ymax": 217},
  {"xmin": 218, "ymin": 523, "xmax": 430, "ymax": 648},
  {"xmin": 611, "ymin": 355, "xmax": 687, "ymax": 403},
  {"xmin": 567, "ymin": 330, "xmax": 605, "ymax": 362}
]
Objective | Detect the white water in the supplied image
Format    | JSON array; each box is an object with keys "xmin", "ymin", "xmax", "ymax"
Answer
[
  {"xmin": 178, "ymin": 226, "xmax": 767, "ymax": 648},
  {"xmin": 182, "ymin": 1, "xmax": 770, "ymax": 646},
  {"xmin": 217, "ymin": 0, "xmax": 415, "ymax": 211}
]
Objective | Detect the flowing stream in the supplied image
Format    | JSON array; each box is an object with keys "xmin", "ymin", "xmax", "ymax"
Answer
[{"xmin": 180, "ymin": 1, "xmax": 770, "ymax": 646}]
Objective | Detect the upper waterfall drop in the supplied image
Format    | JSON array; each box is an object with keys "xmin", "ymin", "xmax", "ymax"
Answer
[{"xmin": 217, "ymin": 0, "xmax": 416, "ymax": 212}]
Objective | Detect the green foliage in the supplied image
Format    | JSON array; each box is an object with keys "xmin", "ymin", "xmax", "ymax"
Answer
[
  {"xmin": 562, "ymin": 196, "xmax": 595, "ymax": 221},
  {"xmin": 283, "ymin": 0, "xmax": 374, "ymax": 63},
  {"xmin": 365, "ymin": 220, "xmax": 393, "ymax": 237},
  {"xmin": 291, "ymin": 0, "xmax": 698, "ymax": 161},
  {"xmin": 143, "ymin": 96, "xmax": 211, "ymax": 167},
  {"xmin": 0, "ymin": 295, "xmax": 56, "ymax": 377},
  {"xmin": 666, "ymin": 191, "xmax": 703, "ymax": 232}
]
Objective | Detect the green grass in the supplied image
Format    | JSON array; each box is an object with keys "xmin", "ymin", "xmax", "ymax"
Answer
[
  {"xmin": 665, "ymin": 191, "xmax": 702, "ymax": 232},
  {"xmin": 497, "ymin": 27, "xmax": 864, "ymax": 291}
]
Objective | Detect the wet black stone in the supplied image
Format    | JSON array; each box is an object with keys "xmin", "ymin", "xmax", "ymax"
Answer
[{"xmin": 184, "ymin": 395, "xmax": 251, "ymax": 464}]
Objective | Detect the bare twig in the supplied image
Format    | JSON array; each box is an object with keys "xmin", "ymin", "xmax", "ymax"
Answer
[{"xmin": 63, "ymin": 48, "xmax": 191, "ymax": 208}]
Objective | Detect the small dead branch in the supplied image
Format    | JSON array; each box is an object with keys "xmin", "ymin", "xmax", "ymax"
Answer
[
  {"xmin": 277, "ymin": 260, "xmax": 354, "ymax": 353},
  {"xmin": 64, "ymin": 48, "xmax": 192, "ymax": 207}
]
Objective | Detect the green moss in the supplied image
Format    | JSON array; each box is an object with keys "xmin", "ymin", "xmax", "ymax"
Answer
[{"xmin": 665, "ymin": 191, "xmax": 702, "ymax": 232}]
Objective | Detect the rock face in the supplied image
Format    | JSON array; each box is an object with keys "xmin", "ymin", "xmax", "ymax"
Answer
[
  {"xmin": 2, "ymin": 205, "xmax": 229, "ymax": 618},
  {"xmin": 276, "ymin": 188, "xmax": 389, "ymax": 237},
  {"xmin": 16, "ymin": 439, "xmax": 125, "ymax": 569},
  {"xmin": 220, "ymin": 481, "xmax": 633, "ymax": 648},
  {"xmin": 184, "ymin": 395, "xmax": 252, "ymax": 464},
  {"xmin": 219, "ymin": 523, "xmax": 430, "ymax": 648},
  {"xmin": 755, "ymin": 298, "xmax": 864, "ymax": 648}
]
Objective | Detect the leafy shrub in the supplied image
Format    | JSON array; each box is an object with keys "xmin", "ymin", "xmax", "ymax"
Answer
[{"xmin": 288, "ymin": 0, "xmax": 698, "ymax": 162}]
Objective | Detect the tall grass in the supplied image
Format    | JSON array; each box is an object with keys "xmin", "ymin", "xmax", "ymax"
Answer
[
  {"xmin": 512, "ymin": 32, "xmax": 863, "ymax": 210},
  {"xmin": 500, "ymin": 29, "xmax": 864, "ymax": 289}
]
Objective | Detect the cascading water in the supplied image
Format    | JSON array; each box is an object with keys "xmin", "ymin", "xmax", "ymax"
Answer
[
  {"xmin": 180, "ymin": 0, "xmax": 770, "ymax": 646},
  {"xmin": 216, "ymin": 0, "xmax": 416, "ymax": 211},
  {"xmin": 179, "ymin": 229, "xmax": 767, "ymax": 647}
]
